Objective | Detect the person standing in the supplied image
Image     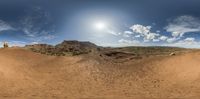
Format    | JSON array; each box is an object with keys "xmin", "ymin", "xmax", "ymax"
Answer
[{"xmin": 3, "ymin": 42, "xmax": 8, "ymax": 48}]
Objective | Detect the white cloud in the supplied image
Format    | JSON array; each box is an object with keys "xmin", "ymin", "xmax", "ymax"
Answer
[
  {"xmin": 184, "ymin": 37, "xmax": 195, "ymax": 41},
  {"xmin": 123, "ymin": 31, "xmax": 133, "ymax": 37},
  {"xmin": 164, "ymin": 37, "xmax": 200, "ymax": 48},
  {"xmin": 181, "ymin": 37, "xmax": 197, "ymax": 45},
  {"xmin": 19, "ymin": 7, "xmax": 56, "ymax": 39},
  {"xmin": 165, "ymin": 15, "xmax": 200, "ymax": 37},
  {"xmin": 153, "ymin": 39, "xmax": 160, "ymax": 42},
  {"xmin": 107, "ymin": 30, "xmax": 121, "ymax": 36},
  {"xmin": 130, "ymin": 24, "xmax": 151, "ymax": 35},
  {"xmin": 118, "ymin": 39, "xmax": 140, "ymax": 44},
  {"xmin": 156, "ymin": 30, "xmax": 160, "ymax": 33},
  {"xmin": 159, "ymin": 36, "xmax": 168, "ymax": 41},
  {"xmin": 130, "ymin": 24, "xmax": 160, "ymax": 41},
  {"xmin": 135, "ymin": 35, "xmax": 141, "ymax": 38},
  {"xmin": 117, "ymin": 17, "xmax": 200, "ymax": 48},
  {"xmin": 143, "ymin": 39, "xmax": 150, "ymax": 42},
  {"xmin": 0, "ymin": 20, "xmax": 13, "ymax": 32},
  {"xmin": 124, "ymin": 31, "xmax": 133, "ymax": 34},
  {"xmin": 166, "ymin": 37, "xmax": 178, "ymax": 43},
  {"xmin": 123, "ymin": 34, "xmax": 130, "ymax": 38},
  {"xmin": 145, "ymin": 33, "xmax": 160, "ymax": 40},
  {"xmin": 31, "ymin": 42, "xmax": 39, "ymax": 44}
]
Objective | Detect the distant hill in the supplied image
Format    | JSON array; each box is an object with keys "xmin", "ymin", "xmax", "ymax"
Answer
[
  {"xmin": 25, "ymin": 40, "xmax": 98, "ymax": 56},
  {"xmin": 25, "ymin": 40, "xmax": 191, "ymax": 58}
]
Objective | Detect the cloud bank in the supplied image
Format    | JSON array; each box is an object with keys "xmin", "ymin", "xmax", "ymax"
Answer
[
  {"xmin": 165, "ymin": 15, "xmax": 200, "ymax": 37},
  {"xmin": 0, "ymin": 20, "xmax": 13, "ymax": 32},
  {"xmin": 115, "ymin": 15, "xmax": 200, "ymax": 48}
]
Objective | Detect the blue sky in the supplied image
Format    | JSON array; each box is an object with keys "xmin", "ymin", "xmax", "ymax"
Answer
[{"xmin": 1, "ymin": 0, "xmax": 200, "ymax": 48}]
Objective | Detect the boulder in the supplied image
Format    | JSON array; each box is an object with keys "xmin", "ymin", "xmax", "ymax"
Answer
[{"xmin": 170, "ymin": 52, "xmax": 176, "ymax": 56}]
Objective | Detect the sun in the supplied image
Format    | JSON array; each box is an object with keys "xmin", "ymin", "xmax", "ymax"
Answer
[{"xmin": 94, "ymin": 22, "xmax": 106, "ymax": 30}]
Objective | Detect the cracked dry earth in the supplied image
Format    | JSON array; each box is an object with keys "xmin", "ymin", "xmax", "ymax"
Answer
[{"xmin": 0, "ymin": 48, "xmax": 200, "ymax": 99}]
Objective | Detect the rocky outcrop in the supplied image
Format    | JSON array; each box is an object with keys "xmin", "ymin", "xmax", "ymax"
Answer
[
  {"xmin": 25, "ymin": 40, "xmax": 98, "ymax": 56},
  {"xmin": 55, "ymin": 40, "xmax": 97, "ymax": 55}
]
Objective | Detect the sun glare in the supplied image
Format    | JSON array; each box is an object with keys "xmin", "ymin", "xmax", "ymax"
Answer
[{"xmin": 94, "ymin": 22, "xmax": 106, "ymax": 30}]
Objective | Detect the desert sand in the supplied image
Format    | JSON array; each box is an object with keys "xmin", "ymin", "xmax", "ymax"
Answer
[{"xmin": 0, "ymin": 48, "xmax": 200, "ymax": 99}]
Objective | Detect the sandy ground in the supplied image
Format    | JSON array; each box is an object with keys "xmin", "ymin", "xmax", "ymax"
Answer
[{"xmin": 0, "ymin": 48, "xmax": 200, "ymax": 99}]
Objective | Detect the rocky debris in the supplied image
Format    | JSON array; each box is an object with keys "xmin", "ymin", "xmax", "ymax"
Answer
[
  {"xmin": 103, "ymin": 51, "xmax": 136, "ymax": 59},
  {"xmin": 99, "ymin": 51, "xmax": 142, "ymax": 63},
  {"xmin": 170, "ymin": 52, "xmax": 176, "ymax": 56},
  {"xmin": 25, "ymin": 40, "xmax": 98, "ymax": 56},
  {"xmin": 25, "ymin": 44, "xmax": 55, "ymax": 55}
]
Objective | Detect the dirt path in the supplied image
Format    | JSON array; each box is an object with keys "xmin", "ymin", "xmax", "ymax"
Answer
[{"xmin": 0, "ymin": 48, "xmax": 200, "ymax": 99}]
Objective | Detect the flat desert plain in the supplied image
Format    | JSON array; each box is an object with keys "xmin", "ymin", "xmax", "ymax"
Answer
[{"xmin": 0, "ymin": 48, "xmax": 200, "ymax": 99}]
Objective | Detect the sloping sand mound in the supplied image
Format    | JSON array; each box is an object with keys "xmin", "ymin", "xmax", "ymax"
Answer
[{"xmin": 0, "ymin": 48, "xmax": 200, "ymax": 99}]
